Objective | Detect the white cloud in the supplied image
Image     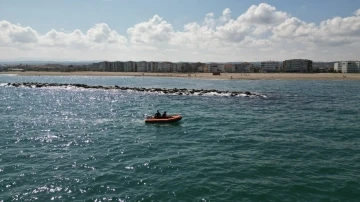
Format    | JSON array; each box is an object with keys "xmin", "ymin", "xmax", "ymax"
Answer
[
  {"xmin": 354, "ymin": 9, "xmax": 360, "ymax": 16},
  {"xmin": 272, "ymin": 17, "xmax": 317, "ymax": 40},
  {"xmin": 127, "ymin": 15, "xmax": 174, "ymax": 45},
  {"xmin": 239, "ymin": 3, "xmax": 289, "ymax": 25},
  {"xmin": 220, "ymin": 8, "xmax": 231, "ymax": 23},
  {"xmin": 272, "ymin": 10, "xmax": 360, "ymax": 48},
  {"xmin": 0, "ymin": 20, "xmax": 39, "ymax": 45},
  {"xmin": 1, "ymin": 3, "xmax": 360, "ymax": 62},
  {"xmin": 39, "ymin": 23, "xmax": 127, "ymax": 50}
]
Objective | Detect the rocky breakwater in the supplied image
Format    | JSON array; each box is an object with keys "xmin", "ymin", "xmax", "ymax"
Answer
[{"xmin": 6, "ymin": 82, "xmax": 264, "ymax": 97}]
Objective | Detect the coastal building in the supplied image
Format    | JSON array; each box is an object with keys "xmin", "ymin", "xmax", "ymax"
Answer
[
  {"xmin": 145, "ymin": 62, "xmax": 151, "ymax": 72},
  {"xmin": 157, "ymin": 62, "xmax": 165, "ymax": 72},
  {"xmin": 173, "ymin": 62, "xmax": 183, "ymax": 72},
  {"xmin": 97, "ymin": 61, "xmax": 124, "ymax": 72},
  {"xmin": 260, "ymin": 61, "xmax": 281, "ymax": 72},
  {"xmin": 113, "ymin": 61, "xmax": 125, "ymax": 72},
  {"xmin": 334, "ymin": 61, "xmax": 360, "ymax": 73},
  {"xmin": 234, "ymin": 62, "xmax": 254, "ymax": 73},
  {"xmin": 334, "ymin": 63, "xmax": 340, "ymax": 72},
  {"xmin": 157, "ymin": 62, "xmax": 173, "ymax": 72},
  {"xmin": 189, "ymin": 63, "xmax": 198, "ymax": 72},
  {"xmin": 203, "ymin": 64, "xmax": 209, "ymax": 72},
  {"xmin": 197, "ymin": 64, "xmax": 206, "ymax": 72},
  {"xmin": 224, "ymin": 64, "xmax": 234, "ymax": 72},
  {"xmin": 98, "ymin": 61, "xmax": 110, "ymax": 71},
  {"xmin": 207, "ymin": 63, "xmax": 222, "ymax": 73},
  {"xmin": 313, "ymin": 62, "xmax": 334, "ymax": 73},
  {"xmin": 157, "ymin": 62, "xmax": 166, "ymax": 72},
  {"xmin": 124, "ymin": 61, "xmax": 136, "ymax": 72},
  {"xmin": 181, "ymin": 63, "xmax": 192, "ymax": 72},
  {"xmin": 148, "ymin": 62, "xmax": 158, "ymax": 72},
  {"xmin": 136, "ymin": 61, "xmax": 147, "ymax": 72},
  {"xmin": 283, "ymin": 59, "xmax": 313, "ymax": 73}
]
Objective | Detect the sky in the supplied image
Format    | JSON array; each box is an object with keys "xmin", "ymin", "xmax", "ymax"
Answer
[{"xmin": 1, "ymin": 0, "xmax": 360, "ymax": 62}]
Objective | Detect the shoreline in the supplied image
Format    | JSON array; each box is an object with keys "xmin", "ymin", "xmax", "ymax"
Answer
[{"xmin": 1, "ymin": 71, "xmax": 359, "ymax": 80}]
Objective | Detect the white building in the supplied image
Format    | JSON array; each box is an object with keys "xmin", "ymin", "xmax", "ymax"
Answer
[
  {"xmin": 334, "ymin": 61, "xmax": 360, "ymax": 73},
  {"xmin": 334, "ymin": 63, "xmax": 340, "ymax": 72},
  {"xmin": 260, "ymin": 61, "xmax": 280, "ymax": 72}
]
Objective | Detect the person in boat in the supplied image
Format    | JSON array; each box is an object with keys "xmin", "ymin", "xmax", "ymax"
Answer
[
  {"xmin": 155, "ymin": 110, "xmax": 161, "ymax": 119},
  {"xmin": 162, "ymin": 111, "xmax": 167, "ymax": 118}
]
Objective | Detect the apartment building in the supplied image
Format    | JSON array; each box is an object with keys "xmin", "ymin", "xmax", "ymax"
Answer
[
  {"xmin": 136, "ymin": 61, "xmax": 147, "ymax": 72},
  {"xmin": 283, "ymin": 59, "xmax": 313, "ymax": 73},
  {"xmin": 197, "ymin": 64, "xmax": 206, "ymax": 72},
  {"xmin": 157, "ymin": 62, "xmax": 173, "ymax": 72},
  {"xmin": 260, "ymin": 61, "xmax": 281, "ymax": 72},
  {"xmin": 224, "ymin": 64, "xmax": 234, "ymax": 72},
  {"xmin": 234, "ymin": 62, "xmax": 254, "ymax": 73},
  {"xmin": 173, "ymin": 62, "xmax": 183, "ymax": 72},
  {"xmin": 124, "ymin": 61, "xmax": 136, "ymax": 72},
  {"xmin": 98, "ymin": 61, "xmax": 111, "ymax": 71},
  {"xmin": 334, "ymin": 61, "xmax": 360, "ymax": 73},
  {"xmin": 207, "ymin": 63, "xmax": 222, "ymax": 73},
  {"xmin": 112, "ymin": 61, "xmax": 124, "ymax": 72},
  {"xmin": 148, "ymin": 62, "xmax": 158, "ymax": 72}
]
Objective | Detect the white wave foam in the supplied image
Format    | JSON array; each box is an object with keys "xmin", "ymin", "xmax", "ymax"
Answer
[{"xmin": 203, "ymin": 92, "xmax": 231, "ymax": 96}]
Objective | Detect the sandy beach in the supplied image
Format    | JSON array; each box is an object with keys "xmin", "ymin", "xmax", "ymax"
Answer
[{"xmin": 1, "ymin": 71, "xmax": 360, "ymax": 80}]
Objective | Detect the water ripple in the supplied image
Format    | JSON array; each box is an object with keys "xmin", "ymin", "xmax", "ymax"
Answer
[{"xmin": 1, "ymin": 76, "xmax": 360, "ymax": 201}]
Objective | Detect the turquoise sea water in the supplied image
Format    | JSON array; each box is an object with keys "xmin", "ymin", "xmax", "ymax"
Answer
[{"xmin": 1, "ymin": 75, "xmax": 360, "ymax": 201}]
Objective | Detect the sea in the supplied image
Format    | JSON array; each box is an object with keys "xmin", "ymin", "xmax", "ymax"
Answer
[{"xmin": 1, "ymin": 74, "xmax": 360, "ymax": 202}]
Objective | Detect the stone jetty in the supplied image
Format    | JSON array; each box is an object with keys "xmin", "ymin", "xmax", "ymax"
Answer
[{"xmin": 5, "ymin": 82, "xmax": 264, "ymax": 97}]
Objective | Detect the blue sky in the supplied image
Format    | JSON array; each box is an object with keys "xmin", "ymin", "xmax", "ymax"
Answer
[
  {"xmin": 1, "ymin": 0, "xmax": 360, "ymax": 61},
  {"xmin": 1, "ymin": 0, "xmax": 359, "ymax": 35}
]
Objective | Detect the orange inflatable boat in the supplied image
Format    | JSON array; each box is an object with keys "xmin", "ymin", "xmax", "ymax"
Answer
[{"xmin": 145, "ymin": 115, "xmax": 182, "ymax": 123}]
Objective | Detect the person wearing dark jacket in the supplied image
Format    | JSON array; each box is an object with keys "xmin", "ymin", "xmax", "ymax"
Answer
[
  {"xmin": 162, "ymin": 111, "xmax": 167, "ymax": 118},
  {"xmin": 155, "ymin": 110, "xmax": 161, "ymax": 118}
]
